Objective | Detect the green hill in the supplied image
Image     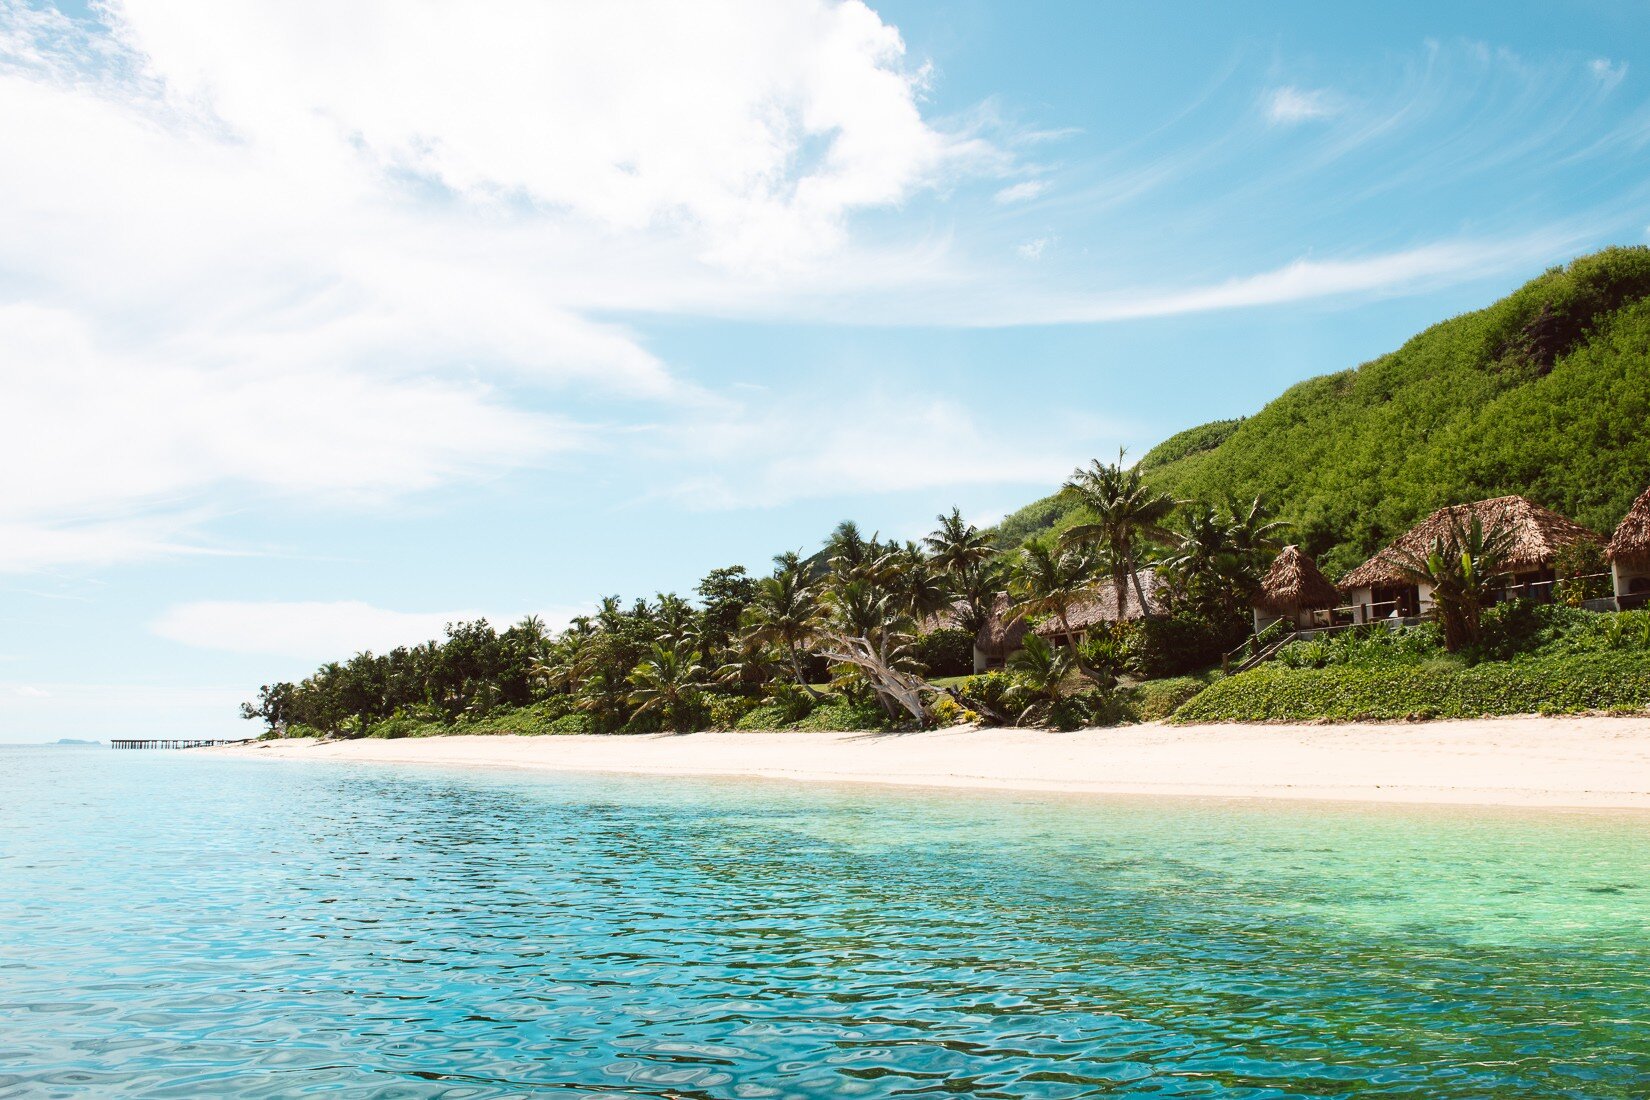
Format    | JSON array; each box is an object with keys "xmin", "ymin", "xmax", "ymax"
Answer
[{"xmin": 996, "ymin": 246, "xmax": 1650, "ymax": 576}]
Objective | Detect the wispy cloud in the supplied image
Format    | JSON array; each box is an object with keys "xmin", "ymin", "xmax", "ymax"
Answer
[
  {"xmin": 994, "ymin": 179, "xmax": 1048, "ymax": 204},
  {"xmin": 1265, "ymin": 85, "xmax": 1342, "ymax": 125},
  {"xmin": 152, "ymin": 600, "xmax": 585, "ymax": 661}
]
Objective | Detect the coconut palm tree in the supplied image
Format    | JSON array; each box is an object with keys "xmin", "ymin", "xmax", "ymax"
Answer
[
  {"xmin": 1389, "ymin": 511, "xmax": 1514, "ymax": 652},
  {"xmin": 742, "ymin": 560, "xmax": 823, "ymax": 699},
  {"xmin": 1059, "ymin": 449, "xmax": 1179, "ymax": 617},
  {"xmin": 1007, "ymin": 537, "xmax": 1099, "ymax": 645},
  {"xmin": 626, "ymin": 643, "xmax": 709, "ymax": 732},
  {"xmin": 1007, "ymin": 635, "xmax": 1074, "ymax": 725},
  {"xmin": 923, "ymin": 508, "xmax": 996, "ymax": 575}
]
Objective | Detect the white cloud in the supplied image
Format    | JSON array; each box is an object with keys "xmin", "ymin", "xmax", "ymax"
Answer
[
  {"xmin": 0, "ymin": 0, "xmax": 994, "ymax": 570},
  {"xmin": 994, "ymin": 180, "xmax": 1048, "ymax": 204},
  {"xmin": 983, "ymin": 234, "xmax": 1581, "ymax": 325},
  {"xmin": 1589, "ymin": 58, "xmax": 1628, "ymax": 89},
  {"xmin": 1266, "ymin": 85, "xmax": 1340, "ymax": 125},
  {"xmin": 1017, "ymin": 236, "xmax": 1052, "ymax": 260},
  {"xmin": 654, "ymin": 391, "xmax": 1104, "ymax": 509},
  {"xmin": 12, "ymin": 685, "xmax": 50, "ymax": 698},
  {"xmin": 152, "ymin": 600, "xmax": 584, "ymax": 661}
]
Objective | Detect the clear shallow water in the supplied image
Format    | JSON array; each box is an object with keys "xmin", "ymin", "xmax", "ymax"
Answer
[{"xmin": 3, "ymin": 747, "xmax": 1649, "ymax": 1098}]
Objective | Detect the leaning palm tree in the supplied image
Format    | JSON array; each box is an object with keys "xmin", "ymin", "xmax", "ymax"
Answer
[
  {"xmin": 1388, "ymin": 511, "xmax": 1515, "ymax": 652},
  {"xmin": 1059, "ymin": 449, "xmax": 1179, "ymax": 617},
  {"xmin": 923, "ymin": 508, "xmax": 996, "ymax": 576},
  {"xmin": 1007, "ymin": 537, "xmax": 1099, "ymax": 645},
  {"xmin": 626, "ymin": 644, "xmax": 709, "ymax": 732}
]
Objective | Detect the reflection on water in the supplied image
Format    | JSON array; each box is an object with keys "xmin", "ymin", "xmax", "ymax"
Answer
[{"xmin": 2, "ymin": 745, "xmax": 1648, "ymax": 1097}]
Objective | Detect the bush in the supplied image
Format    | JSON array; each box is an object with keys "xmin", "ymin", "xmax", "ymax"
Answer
[
  {"xmin": 1129, "ymin": 612, "xmax": 1246, "ymax": 679},
  {"xmin": 1171, "ymin": 650, "xmax": 1650, "ymax": 723},
  {"xmin": 544, "ymin": 712, "xmax": 594, "ymax": 734},
  {"xmin": 1131, "ymin": 675, "xmax": 1216, "ymax": 721},
  {"xmin": 790, "ymin": 699, "xmax": 891, "ymax": 732},
  {"xmin": 705, "ymin": 694, "xmax": 756, "ymax": 730},
  {"xmin": 913, "ymin": 627, "xmax": 976, "ymax": 677},
  {"xmin": 928, "ymin": 694, "xmax": 979, "ymax": 727},
  {"xmin": 735, "ymin": 703, "xmax": 791, "ymax": 731},
  {"xmin": 952, "ymin": 671, "xmax": 1017, "ymax": 724}
]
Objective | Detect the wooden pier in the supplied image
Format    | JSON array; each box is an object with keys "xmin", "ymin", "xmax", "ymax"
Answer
[{"xmin": 110, "ymin": 738, "xmax": 253, "ymax": 750}]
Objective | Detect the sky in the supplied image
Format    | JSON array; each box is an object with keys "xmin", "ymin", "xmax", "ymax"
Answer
[{"xmin": 3, "ymin": 0, "xmax": 1650, "ymax": 740}]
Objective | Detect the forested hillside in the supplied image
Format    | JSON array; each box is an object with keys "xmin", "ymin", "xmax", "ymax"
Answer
[{"xmin": 997, "ymin": 247, "xmax": 1650, "ymax": 575}]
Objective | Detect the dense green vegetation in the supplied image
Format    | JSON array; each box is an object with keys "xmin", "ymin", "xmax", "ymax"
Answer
[
  {"xmin": 245, "ymin": 248, "xmax": 1650, "ymax": 735},
  {"xmin": 243, "ymin": 457, "xmax": 1273, "ymax": 738},
  {"xmin": 1174, "ymin": 607, "xmax": 1650, "ymax": 722},
  {"xmin": 999, "ymin": 247, "xmax": 1650, "ymax": 575}
]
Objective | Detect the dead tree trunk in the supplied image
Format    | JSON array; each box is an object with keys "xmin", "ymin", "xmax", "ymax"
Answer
[{"xmin": 816, "ymin": 631, "xmax": 933, "ymax": 725}]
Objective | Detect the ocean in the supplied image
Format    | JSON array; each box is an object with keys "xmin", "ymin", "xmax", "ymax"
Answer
[{"xmin": 3, "ymin": 744, "xmax": 1648, "ymax": 1097}]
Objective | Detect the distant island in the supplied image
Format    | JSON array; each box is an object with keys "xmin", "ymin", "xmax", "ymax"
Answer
[
  {"xmin": 239, "ymin": 248, "xmax": 1650, "ymax": 740},
  {"xmin": 53, "ymin": 739, "xmax": 102, "ymax": 746}
]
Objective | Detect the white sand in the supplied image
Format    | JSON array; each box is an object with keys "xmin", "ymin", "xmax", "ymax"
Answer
[{"xmin": 215, "ymin": 716, "xmax": 1650, "ymax": 810}]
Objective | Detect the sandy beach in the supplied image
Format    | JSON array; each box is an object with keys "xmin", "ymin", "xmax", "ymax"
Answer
[{"xmin": 216, "ymin": 716, "xmax": 1650, "ymax": 809}]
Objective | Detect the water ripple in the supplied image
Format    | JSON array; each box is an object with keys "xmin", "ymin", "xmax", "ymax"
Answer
[{"xmin": 3, "ymin": 747, "xmax": 1649, "ymax": 1097}]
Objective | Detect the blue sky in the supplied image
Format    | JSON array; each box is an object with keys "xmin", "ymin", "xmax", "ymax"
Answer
[{"xmin": 3, "ymin": 0, "xmax": 1649, "ymax": 740}]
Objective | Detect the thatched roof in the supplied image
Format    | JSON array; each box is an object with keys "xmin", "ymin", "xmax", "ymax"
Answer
[
  {"xmin": 1031, "ymin": 570, "xmax": 1162, "ymax": 636},
  {"xmin": 920, "ymin": 594, "xmax": 1028, "ymax": 658},
  {"xmin": 1607, "ymin": 486, "xmax": 1650, "ymax": 564},
  {"xmin": 1340, "ymin": 495, "xmax": 1602, "ymax": 589},
  {"xmin": 1254, "ymin": 545, "xmax": 1340, "ymax": 613},
  {"xmin": 977, "ymin": 593, "xmax": 1030, "ymax": 657}
]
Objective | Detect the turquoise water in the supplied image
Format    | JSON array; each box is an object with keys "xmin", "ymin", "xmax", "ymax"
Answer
[{"xmin": 3, "ymin": 747, "xmax": 1649, "ymax": 1098}]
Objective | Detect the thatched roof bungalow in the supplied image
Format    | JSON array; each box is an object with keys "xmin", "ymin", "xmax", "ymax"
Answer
[
  {"xmin": 1252, "ymin": 545, "xmax": 1340, "ymax": 631},
  {"xmin": 1031, "ymin": 570, "xmax": 1162, "ymax": 646},
  {"xmin": 1340, "ymin": 494, "xmax": 1602, "ymax": 622},
  {"xmin": 921, "ymin": 594, "xmax": 1029, "ymax": 673},
  {"xmin": 1607, "ymin": 485, "xmax": 1650, "ymax": 607}
]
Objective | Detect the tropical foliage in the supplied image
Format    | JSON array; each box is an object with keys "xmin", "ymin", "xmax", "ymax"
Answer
[{"xmin": 998, "ymin": 247, "xmax": 1650, "ymax": 576}]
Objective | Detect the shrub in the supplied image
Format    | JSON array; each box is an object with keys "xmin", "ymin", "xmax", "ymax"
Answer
[
  {"xmin": 928, "ymin": 694, "xmax": 978, "ymax": 727},
  {"xmin": 952, "ymin": 671, "xmax": 1017, "ymax": 724},
  {"xmin": 1129, "ymin": 612, "xmax": 1246, "ymax": 679},
  {"xmin": 705, "ymin": 694, "xmax": 756, "ymax": 730},
  {"xmin": 1553, "ymin": 541, "xmax": 1611, "ymax": 606},
  {"xmin": 789, "ymin": 699, "xmax": 891, "ymax": 732},
  {"xmin": 544, "ymin": 712, "xmax": 594, "ymax": 734},
  {"xmin": 912, "ymin": 627, "xmax": 976, "ymax": 678},
  {"xmin": 735, "ymin": 703, "xmax": 790, "ymax": 731},
  {"xmin": 1131, "ymin": 675, "xmax": 1215, "ymax": 721},
  {"xmin": 1172, "ymin": 650, "xmax": 1650, "ymax": 723}
]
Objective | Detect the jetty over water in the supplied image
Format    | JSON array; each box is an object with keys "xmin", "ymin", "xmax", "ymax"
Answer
[{"xmin": 110, "ymin": 739, "xmax": 253, "ymax": 750}]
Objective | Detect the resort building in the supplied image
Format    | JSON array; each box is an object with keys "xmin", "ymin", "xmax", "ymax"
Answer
[
  {"xmin": 1338, "ymin": 495, "xmax": 1603, "ymax": 623},
  {"xmin": 924, "ymin": 594, "xmax": 1029, "ymax": 674},
  {"xmin": 1608, "ymin": 486, "xmax": 1650, "ymax": 610},
  {"xmin": 1032, "ymin": 570, "xmax": 1162, "ymax": 649},
  {"xmin": 1251, "ymin": 545, "xmax": 1340, "ymax": 633}
]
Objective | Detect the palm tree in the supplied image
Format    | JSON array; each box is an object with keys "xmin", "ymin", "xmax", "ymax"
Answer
[
  {"xmin": 1007, "ymin": 537, "xmax": 1098, "ymax": 645},
  {"xmin": 627, "ymin": 643, "xmax": 709, "ymax": 732},
  {"xmin": 1059, "ymin": 449, "xmax": 1179, "ymax": 617},
  {"xmin": 923, "ymin": 508, "xmax": 995, "ymax": 575},
  {"xmin": 743, "ymin": 560, "xmax": 823, "ymax": 699},
  {"xmin": 1389, "ymin": 512, "xmax": 1515, "ymax": 652},
  {"xmin": 1007, "ymin": 635, "xmax": 1073, "ymax": 725}
]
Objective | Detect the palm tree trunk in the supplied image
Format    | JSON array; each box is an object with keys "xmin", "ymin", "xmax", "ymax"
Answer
[
  {"xmin": 1129, "ymin": 557, "xmax": 1155, "ymax": 617},
  {"xmin": 789, "ymin": 647, "xmax": 824, "ymax": 700}
]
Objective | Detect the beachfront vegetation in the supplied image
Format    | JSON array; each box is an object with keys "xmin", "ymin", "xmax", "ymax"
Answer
[
  {"xmin": 997, "ymin": 246, "xmax": 1650, "ymax": 575},
  {"xmin": 241, "ymin": 453, "xmax": 1277, "ymax": 738},
  {"xmin": 1176, "ymin": 607, "xmax": 1650, "ymax": 721},
  {"xmin": 241, "ymin": 247, "xmax": 1650, "ymax": 735}
]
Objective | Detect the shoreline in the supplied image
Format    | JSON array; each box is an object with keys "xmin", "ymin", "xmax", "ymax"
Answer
[{"xmin": 213, "ymin": 715, "xmax": 1650, "ymax": 810}]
